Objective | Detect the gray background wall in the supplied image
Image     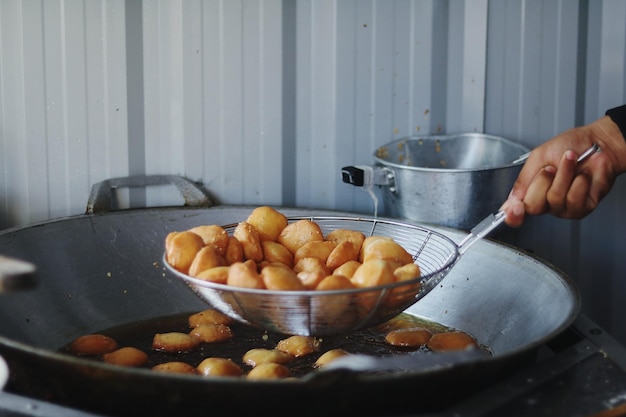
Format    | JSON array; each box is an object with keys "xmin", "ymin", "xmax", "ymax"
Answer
[{"xmin": 1, "ymin": 0, "xmax": 626, "ymax": 343}]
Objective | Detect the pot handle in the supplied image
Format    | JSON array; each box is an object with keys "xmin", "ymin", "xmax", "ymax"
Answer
[
  {"xmin": 341, "ymin": 166, "xmax": 395, "ymax": 190},
  {"xmin": 85, "ymin": 175, "xmax": 217, "ymax": 214}
]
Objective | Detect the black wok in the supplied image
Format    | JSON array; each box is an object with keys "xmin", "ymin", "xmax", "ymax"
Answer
[{"xmin": 0, "ymin": 176, "xmax": 580, "ymax": 416}]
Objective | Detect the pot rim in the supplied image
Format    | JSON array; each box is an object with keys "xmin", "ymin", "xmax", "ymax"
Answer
[{"xmin": 373, "ymin": 133, "xmax": 531, "ymax": 173}]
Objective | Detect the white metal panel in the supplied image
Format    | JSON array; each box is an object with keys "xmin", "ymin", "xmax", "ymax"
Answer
[{"xmin": 141, "ymin": 0, "xmax": 284, "ymax": 207}]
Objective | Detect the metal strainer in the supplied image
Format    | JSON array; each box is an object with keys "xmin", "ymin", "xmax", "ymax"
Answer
[
  {"xmin": 165, "ymin": 144, "xmax": 600, "ymax": 336},
  {"xmin": 165, "ymin": 216, "xmax": 464, "ymax": 336}
]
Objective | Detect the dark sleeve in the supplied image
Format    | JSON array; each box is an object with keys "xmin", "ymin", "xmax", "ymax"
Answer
[{"xmin": 605, "ymin": 105, "xmax": 626, "ymax": 141}]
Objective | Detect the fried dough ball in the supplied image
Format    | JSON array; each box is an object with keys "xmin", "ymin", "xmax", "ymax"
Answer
[
  {"xmin": 261, "ymin": 241, "xmax": 294, "ymax": 268},
  {"xmin": 294, "ymin": 257, "xmax": 331, "ymax": 289},
  {"xmin": 387, "ymin": 263, "xmax": 422, "ymax": 306},
  {"xmin": 332, "ymin": 260, "xmax": 361, "ymax": 278},
  {"xmin": 393, "ymin": 263, "xmax": 421, "ymax": 281},
  {"xmin": 326, "ymin": 229, "xmax": 366, "ymax": 248},
  {"xmin": 314, "ymin": 349, "xmax": 350, "ymax": 368},
  {"xmin": 68, "ymin": 334, "xmax": 118, "ymax": 356},
  {"xmin": 233, "ymin": 221, "xmax": 264, "ymax": 262},
  {"xmin": 227, "ymin": 261, "xmax": 264, "ymax": 289},
  {"xmin": 189, "ymin": 323, "xmax": 233, "ymax": 343},
  {"xmin": 194, "ymin": 266, "xmax": 230, "ymax": 284},
  {"xmin": 188, "ymin": 246, "xmax": 225, "ymax": 277},
  {"xmin": 294, "ymin": 257, "xmax": 331, "ymax": 277},
  {"xmin": 152, "ymin": 332, "xmax": 200, "ymax": 353},
  {"xmin": 385, "ymin": 328, "xmax": 433, "ymax": 347},
  {"xmin": 197, "ymin": 357, "xmax": 243, "ymax": 377},
  {"xmin": 351, "ymin": 259, "xmax": 396, "ymax": 288},
  {"xmin": 102, "ymin": 347, "xmax": 148, "ymax": 367},
  {"xmin": 293, "ymin": 240, "xmax": 336, "ymax": 265},
  {"xmin": 246, "ymin": 363, "xmax": 290, "ymax": 380},
  {"xmin": 297, "ymin": 270, "xmax": 327, "ymax": 290},
  {"xmin": 360, "ymin": 236, "xmax": 413, "ymax": 266},
  {"xmin": 276, "ymin": 335, "xmax": 319, "ymax": 357},
  {"xmin": 243, "ymin": 348, "xmax": 294, "ymax": 367},
  {"xmin": 313, "ymin": 274, "xmax": 355, "ymax": 323},
  {"xmin": 224, "ymin": 236, "xmax": 244, "ymax": 264},
  {"xmin": 427, "ymin": 331, "xmax": 478, "ymax": 352},
  {"xmin": 326, "ymin": 240, "xmax": 361, "ymax": 270},
  {"xmin": 246, "ymin": 206, "xmax": 288, "ymax": 242},
  {"xmin": 165, "ymin": 231, "xmax": 205, "ymax": 274},
  {"xmin": 277, "ymin": 219, "xmax": 324, "ymax": 255},
  {"xmin": 152, "ymin": 361, "xmax": 198, "ymax": 375},
  {"xmin": 188, "ymin": 309, "xmax": 233, "ymax": 327},
  {"xmin": 189, "ymin": 225, "xmax": 229, "ymax": 256},
  {"xmin": 261, "ymin": 265, "xmax": 305, "ymax": 291},
  {"xmin": 351, "ymin": 260, "xmax": 396, "ymax": 311}
]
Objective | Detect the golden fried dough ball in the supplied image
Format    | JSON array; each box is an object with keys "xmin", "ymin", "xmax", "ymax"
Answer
[
  {"xmin": 325, "ymin": 229, "xmax": 366, "ymax": 248},
  {"xmin": 293, "ymin": 240, "xmax": 336, "ymax": 266},
  {"xmin": 427, "ymin": 331, "xmax": 478, "ymax": 352},
  {"xmin": 152, "ymin": 361, "xmax": 198, "ymax": 375},
  {"xmin": 385, "ymin": 328, "xmax": 433, "ymax": 347},
  {"xmin": 351, "ymin": 259, "xmax": 396, "ymax": 288},
  {"xmin": 188, "ymin": 224, "xmax": 229, "ymax": 256},
  {"xmin": 332, "ymin": 260, "xmax": 361, "ymax": 278},
  {"xmin": 297, "ymin": 270, "xmax": 326, "ymax": 290},
  {"xmin": 227, "ymin": 261, "xmax": 264, "ymax": 289},
  {"xmin": 393, "ymin": 263, "xmax": 421, "ymax": 281},
  {"xmin": 294, "ymin": 257, "xmax": 331, "ymax": 290},
  {"xmin": 276, "ymin": 335, "xmax": 319, "ymax": 357},
  {"xmin": 165, "ymin": 231, "xmax": 205, "ymax": 274},
  {"xmin": 326, "ymin": 240, "xmax": 361, "ymax": 270},
  {"xmin": 68, "ymin": 334, "xmax": 118, "ymax": 356},
  {"xmin": 189, "ymin": 323, "xmax": 233, "ymax": 343},
  {"xmin": 188, "ymin": 246, "xmax": 226, "ymax": 277},
  {"xmin": 246, "ymin": 206, "xmax": 288, "ymax": 242},
  {"xmin": 261, "ymin": 241, "xmax": 294, "ymax": 268},
  {"xmin": 224, "ymin": 236, "xmax": 244, "ymax": 264},
  {"xmin": 261, "ymin": 265, "xmax": 305, "ymax": 291},
  {"xmin": 360, "ymin": 236, "xmax": 413, "ymax": 266},
  {"xmin": 152, "ymin": 332, "xmax": 200, "ymax": 353},
  {"xmin": 102, "ymin": 347, "xmax": 148, "ymax": 367},
  {"xmin": 233, "ymin": 221, "xmax": 264, "ymax": 262},
  {"xmin": 188, "ymin": 309, "xmax": 233, "ymax": 327},
  {"xmin": 314, "ymin": 349, "xmax": 350, "ymax": 368},
  {"xmin": 197, "ymin": 357, "xmax": 243, "ymax": 377},
  {"xmin": 246, "ymin": 363, "xmax": 290, "ymax": 380},
  {"xmin": 294, "ymin": 257, "xmax": 331, "ymax": 277},
  {"xmin": 277, "ymin": 219, "xmax": 324, "ymax": 255},
  {"xmin": 194, "ymin": 266, "xmax": 230, "ymax": 284},
  {"xmin": 243, "ymin": 348, "xmax": 294, "ymax": 367},
  {"xmin": 313, "ymin": 274, "xmax": 355, "ymax": 323}
]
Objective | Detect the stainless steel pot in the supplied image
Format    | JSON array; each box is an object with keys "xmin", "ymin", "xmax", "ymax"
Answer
[
  {"xmin": 0, "ymin": 176, "xmax": 579, "ymax": 417},
  {"xmin": 342, "ymin": 133, "xmax": 530, "ymax": 230}
]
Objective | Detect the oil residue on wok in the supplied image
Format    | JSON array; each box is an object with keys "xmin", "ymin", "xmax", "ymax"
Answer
[{"xmin": 59, "ymin": 312, "xmax": 491, "ymax": 379}]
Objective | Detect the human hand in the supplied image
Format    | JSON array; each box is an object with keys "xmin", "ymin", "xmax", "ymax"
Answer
[{"xmin": 501, "ymin": 115, "xmax": 626, "ymax": 227}]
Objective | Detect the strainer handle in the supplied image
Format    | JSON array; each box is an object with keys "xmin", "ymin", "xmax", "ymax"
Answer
[{"xmin": 457, "ymin": 211, "xmax": 506, "ymax": 254}]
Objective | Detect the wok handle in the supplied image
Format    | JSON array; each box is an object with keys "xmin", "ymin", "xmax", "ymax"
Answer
[
  {"xmin": 0, "ymin": 255, "xmax": 37, "ymax": 293},
  {"xmin": 85, "ymin": 175, "xmax": 217, "ymax": 214}
]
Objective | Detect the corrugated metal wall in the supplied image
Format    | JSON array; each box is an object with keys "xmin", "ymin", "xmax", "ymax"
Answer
[{"xmin": 1, "ymin": 0, "xmax": 626, "ymax": 343}]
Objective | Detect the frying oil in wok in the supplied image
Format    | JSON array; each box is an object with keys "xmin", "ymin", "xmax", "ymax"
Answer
[{"xmin": 59, "ymin": 312, "xmax": 490, "ymax": 378}]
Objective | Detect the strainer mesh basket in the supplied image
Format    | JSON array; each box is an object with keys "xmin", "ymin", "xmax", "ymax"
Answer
[{"xmin": 165, "ymin": 216, "xmax": 460, "ymax": 336}]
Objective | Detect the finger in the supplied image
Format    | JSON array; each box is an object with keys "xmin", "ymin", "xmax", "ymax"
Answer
[
  {"xmin": 560, "ymin": 173, "xmax": 592, "ymax": 218},
  {"xmin": 545, "ymin": 150, "xmax": 579, "ymax": 214},
  {"xmin": 501, "ymin": 198, "xmax": 525, "ymax": 228},
  {"xmin": 523, "ymin": 166, "xmax": 556, "ymax": 215}
]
